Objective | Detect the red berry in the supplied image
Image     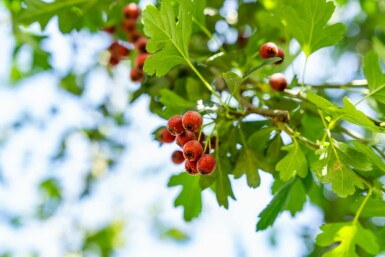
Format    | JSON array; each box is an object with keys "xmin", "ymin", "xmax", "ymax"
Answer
[
  {"xmin": 259, "ymin": 42, "xmax": 278, "ymax": 59},
  {"xmin": 103, "ymin": 26, "xmax": 115, "ymax": 34},
  {"xmin": 171, "ymin": 150, "xmax": 184, "ymax": 164},
  {"xmin": 130, "ymin": 67, "xmax": 143, "ymax": 82},
  {"xmin": 269, "ymin": 73, "xmax": 287, "ymax": 92},
  {"xmin": 182, "ymin": 111, "xmax": 202, "ymax": 132},
  {"xmin": 185, "ymin": 160, "xmax": 199, "ymax": 175},
  {"xmin": 122, "ymin": 19, "xmax": 136, "ymax": 32},
  {"xmin": 135, "ymin": 37, "xmax": 148, "ymax": 53},
  {"xmin": 274, "ymin": 48, "xmax": 284, "ymax": 65},
  {"xmin": 123, "ymin": 3, "xmax": 140, "ymax": 20},
  {"xmin": 197, "ymin": 154, "xmax": 216, "ymax": 175},
  {"xmin": 135, "ymin": 53, "xmax": 150, "ymax": 70},
  {"xmin": 176, "ymin": 131, "xmax": 195, "ymax": 147},
  {"xmin": 109, "ymin": 41, "xmax": 130, "ymax": 60},
  {"xmin": 167, "ymin": 115, "xmax": 184, "ymax": 136},
  {"xmin": 183, "ymin": 140, "xmax": 203, "ymax": 161},
  {"xmin": 128, "ymin": 29, "xmax": 142, "ymax": 43},
  {"xmin": 109, "ymin": 56, "xmax": 120, "ymax": 66},
  {"xmin": 158, "ymin": 127, "xmax": 175, "ymax": 143}
]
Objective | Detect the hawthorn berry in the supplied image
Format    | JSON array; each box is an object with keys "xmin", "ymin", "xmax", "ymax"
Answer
[
  {"xmin": 135, "ymin": 53, "xmax": 150, "ymax": 70},
  {"xmin": 109, "ymin": 41, "xmax": 130, "ymax": 60},
  {"xmin": 269, "ymin": 73, "xmax": 287, "ymax": 92},
  {"xmin": 123, "ymin": 3, "xmax": 140, "ymax": 20},
  {"xmin": 103, "ymin": 26, "xmax": 115, "ymax": 34},
  {"xmin": 197, "ymin": 154, "xmax": 216, "ymax": 175},
  {"xmin": 167, "ymin": 115, "xmax": 184, "ymax": 136},
  {"xmin": 109, "ymin": 56, "xmax": 120, "ymax": 66},
  {"xmin": 183, "ymin": 140, "xmax": 203, "ymax": 161},
  {"xmin": 122, "ymin": 19, "xmax": 136, "ymax": 32},
  {"xmin": 176, "ymin": 130, "xmax": 195, "ymax": 147},
  {"xmin": 182, "ymin": 111, "xmax": 202, "ymax": 132},
  {"xmin": 135, "ymin": 37, "xmax": 148, "ymax": 54},
  {"xmin": 259, "ymin": 42, "xmax": 278, "ymax": 59},
  {"xmin": 130, "ymin": 67, "xmax": 143, "ymax": 82},
  {"xmin": 171, "ymin": 150, "xmax": 184, "ymax": 164},
  {"xmin": 158, "ymin": 127, "xmax": 175, "ymax": 143},
  {"xmin": 128, "ymin": 29, "xmax": 142, "ymax": 43},
  {"xmin": 274, "ymin": 48, "xmax": 284, "ymax": 65},
  {"xmin": 185, "ymin": 160, "xmax": 199, "ymax": 175}
]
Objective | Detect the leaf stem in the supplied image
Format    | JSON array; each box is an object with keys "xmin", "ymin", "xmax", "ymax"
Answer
[
  {"xmin": 279, "ymin": 123, "xmax": 320, "ymax": 150},
  {"xmin": 352, "ymin": 187, "xmax": 372, "ymax": 225},
  {"xmin": 192, "ymin": 16, "xmax": 226, "ymax": 54}
]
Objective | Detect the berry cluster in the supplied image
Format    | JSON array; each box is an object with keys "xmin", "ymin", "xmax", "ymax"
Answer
[
  {"xmin": 157, "ymin": 111, "xmax": 216, "ymax": 176},
  {"xmin": 103, "ymin": 3, "xmax": 150, "ymax": 82},
  {"xmin": 259, "ymin": 42, "xmax": 288, "ymax": 92}
]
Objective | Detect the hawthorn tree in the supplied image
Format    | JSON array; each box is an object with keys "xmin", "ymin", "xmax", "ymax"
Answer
[{"xmin": 4, "ymin": 0, "xmax": 385, "ymax": 256}]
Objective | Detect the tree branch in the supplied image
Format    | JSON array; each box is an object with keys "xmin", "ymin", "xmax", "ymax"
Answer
[{"xmin": 239, "ymin": 97, "xmax": 290, "ymax": 122}]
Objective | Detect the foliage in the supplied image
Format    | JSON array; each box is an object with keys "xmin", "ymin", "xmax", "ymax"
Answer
[{"xmin": 3, "ymin": 0, "xmax": 385, "ymax": 256}]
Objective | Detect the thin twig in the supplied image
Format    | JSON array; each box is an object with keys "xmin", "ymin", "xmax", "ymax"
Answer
[{"xmin": 239, "ymin": 97, "xmax": 290, "ymax": 122}]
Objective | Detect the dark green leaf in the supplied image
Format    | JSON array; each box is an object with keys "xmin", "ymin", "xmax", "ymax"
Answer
[
  {"xmin": 256, "ymin": 178, "xmax": 306, "ymax": 230},
  {"xmin": 233, "ymin": 149, "xmax": 261, "ymax": 188},
  {"xmin": 363, "ymin": 51, "xmax": 385, "ymax": 104},
  {"xmin": 168, "ymin": 172, "xmax": 202, "ymax": 221}
]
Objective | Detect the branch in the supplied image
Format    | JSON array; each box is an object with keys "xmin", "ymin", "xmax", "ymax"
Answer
[
  {"xmin": 279, "ymin": 123, "xmax": 321, "ymax": 150},
  {"xmin": 239, "ymin": 97, "xmax": 290, "ymax": 122},
  {"xmin": 311, "ymin": 79, "xmax": 368, "ymax": 89}
]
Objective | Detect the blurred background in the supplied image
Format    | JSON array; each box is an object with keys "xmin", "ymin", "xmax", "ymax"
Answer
[{"xmin": 0, "ymin": 0, "xmax": 384, "ymax": 256}]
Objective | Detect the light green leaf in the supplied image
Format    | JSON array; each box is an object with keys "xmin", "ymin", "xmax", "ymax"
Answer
[
  {"xmin": 316, "ymin": 222, "xmax": 379, "ymax": 257},
  {"xmin": 159, "ymin": 89, "xmax": 195, "ymax": 118},
  {"xmin": 280, "ymin": 0, "xmax": 346, "ymax": 56},
  {"xmin": 185, "ymin": 78, "xmax": 202, "ymax": 102},
  {"xmin": 276, "ymin": 141, "xmax": 308, "ymax": 181},
  {"xmin": 307, "ymin": 92, "xmax": 339, "ymax": 114},
  {"xmin": 168, "ymin": 172, "xmax": 202, "ymax": 221},
  {"xmin": 214, "ymin": 158, "xmax": 236, "ymax": 208},
  {"xmin": 256, "ymin": 178, "xmax": 306, "ymax": 230},
  {"xmin": 363, "ymin": 51, "xmax": 385, "ymax": 104},
  {"xmin": 311, "ymin": 146, "xmax": 364, "ymax": 198},
  {"xmin": 334, "ymin": 141, "xmax": 372, "ymax": 172},
  {"xmin": 233, "ymin": 149, "xmax": 261, "ymax": 188},
  {"xmin": 223, "ymin": 71, "xmax": 242, "ymax": 97},
  {"xmin": 349, "ymin": 198, "xmax": 385, "ymax": 218},
  {"xmin": 142, "ymin": 0, "xmax": 192, "ymax": 76}
]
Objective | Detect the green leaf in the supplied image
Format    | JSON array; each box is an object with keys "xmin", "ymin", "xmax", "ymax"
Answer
[
  {"xmin": 256, "ymin": 178, "xmax": 306, "ymax": 230},
  {"xmin": 185, "ymin": 78, "xmax": 202, "ymax": 102},
  {"xmin": 276, "ymin": 141, "xmax": 308, "ymax": 181},
  {"xmin": 17, "ymin": 0, "xmax": 106, "ymax": 32},
  {"xmin": 159, "ymin": 89, "xmax": 195, "ymax": 118},
  {"xmin": 311, "ymin": 146, "xmax": 364, "ymax": 198},
  {"xmin": 280, "ymin": 0, "xmax": 346, "ymax": 56},
  {"xmin": 168, "ymin": 172, "xmax": 202, "ymax": 221},
  {"xmin": 233, "ymin": 149, "xmax": 261, "ymax": 188},
  {"xmin": 363, "ymin": 51, "xmax": 385, "ymax": 104},
  {"xmin": 316, "ymin": 222, "xmax": 379, "ymax": 257},
  {"xmin": 142, "ymin": 0, "xmax": 192, "ymax": 76},
  {"xmin": 349, "ymin": 198, "xmax": 385, "ymax": 218},
  {"xmin": 351, "ymin": 140, "xmax": 385, "ymax": 173},
  {"xmin": 307, "ymin": 93, "xmax": 384, "ymax": 132},
  {"xmin": 214, "ymin": 158, "xmax": 236, "ymax": 208},
  {"xmin": 223, "ymin": 71, "xmax": 242, "ymax": 98},
  {"xmin": 340, "ymin": 97, "xmax": 383, "ymax": 132},
  {"xmin": 334, "ymin": 141, "xmax": 372, "ymax": 172}
]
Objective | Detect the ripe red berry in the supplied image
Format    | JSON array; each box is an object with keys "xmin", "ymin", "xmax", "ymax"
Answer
[
  {"xmin": 176, "ymin": 130, "xmax": 195, "ymax": 147},
  {"xmin": 135, "ymin": 37, "xmax": 148, "ymax": 53},
  {"xmin": 185, "ymin": 160, "xmax": 199, "ymax": 175},
  {"xmin": 269, "ymin": 73, "xmax": 287, "ymax": 92},
  {"xmin": 128, "ymin": 29, "xmax": 142, "ymax": 43},
  {"xmin": 171, "ymin": 150, "xmax": 184, "ymax": 164},
  {"xmin": 123, "ymin": 3, "xmax": 140, "ymax": 20},
  {"xmin": 197, "ymin": 154, "xmax": 216, "ymax": 175},
  {"xmin": 122, "ymin": 19, "xmax": 136, "ymax": 32},
  {"xmin": 259, "ymin": 42, "xmax": 278, "ymax": 59},
  {"xmin": 135, "ymin": 53, "xmax": 150, "ymax": 70},
  {"xmin": 183, "ymin": 140, "xmax": 203, "ymax": 161},
  {"xmin": 158, "ymin": 127, "xmax": 175, "ymax": 143},
  {"xmin": 109, "ymin": 56, "xmax": 120, "ymax": 66},
  {"xmin": 130, "ymin": 67, "xmax": 143, "ymax": 82},
  {"xmin": 167, "ymin": 115, "xmax": 184, "ymax": 136},
  {"xmin": 109, "ymin": 41, "xmax": 130, "ymax": 60},
  {"xmin": 182, "ymin": 111, "xmax": 202, "ymax": 132},
  {"xmin": 274, "ymin": 48, "xmax": 284, "ymax": 65},
  {"xmin": 103, "ymin": 26, "xmax": 115, "ymax": 34}
]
